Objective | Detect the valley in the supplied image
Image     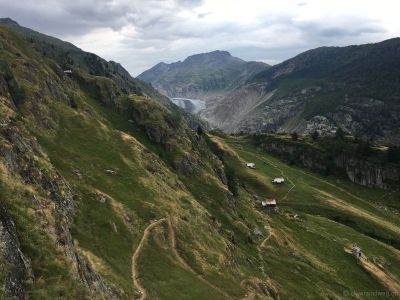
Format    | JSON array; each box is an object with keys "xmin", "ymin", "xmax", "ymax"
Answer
[
  {"xmin": 0, "ymin": 17, "xmax": 400, "ymax": 300},
  {"xmin": 126, "ymin": 135, "xmax": 400, "ymax": 299},
  {"xmin": 140, "ymin": 40, "xmax": 400, "ymax": 143}
]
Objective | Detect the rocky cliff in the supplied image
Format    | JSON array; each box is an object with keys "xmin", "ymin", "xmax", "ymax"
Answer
[
  {"xmin": 0, "ymin": 206, "xmax": 32, "ymax": 299},
  {"xmin": 251, "ymin": 134, "xmax": 400, "ymax": 190},
  {"xmin": 0, "ymin": 116, "xmax": 121, "ymax": 299}
]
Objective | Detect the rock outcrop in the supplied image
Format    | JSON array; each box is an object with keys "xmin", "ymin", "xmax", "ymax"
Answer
[
  {"xmin": 0, "ymin": 117, "xmax": 122, "ymax": 299},
  {"xmin": 252, "ymin": 135, "xmax": 400, "ymax": 190},
  {"xmin": 335, "ymin": 155, "xmax": 400, "ymax": 190},
  {"xmin": 0, "ymin": 207, "xmax": 32, "ymax": 299}
]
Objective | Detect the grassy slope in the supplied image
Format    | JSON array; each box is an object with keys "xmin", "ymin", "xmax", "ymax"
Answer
[
  {"xmin": 24, "ymin": 91, "xmax": 400, "ymax": 299},
  {"xmin": 5, "ymin": 74, "xmax": 400, "ymax": 299},
  {"xmin": 0, "ymin": 143, "xmax": 88, "ymax": 299},
  {"xmin": 0, "ymin": 27, "xmax": 91, "ymax": 299},
  {"xmin": 35, "ymin": 101, "xmax": 184, "ymax": 297},
  {"xmin": 1, "ymin": 24, "xmax": 235, "ymax": 298},
  {"xmin": 223, "ymin": 136, "xmax": 400, "ymax": 298},
  {"xmin": 33, "ymin": 98, "xmax": 252, "ymax": 298},
  {"xmin": 2, "ymin": 24, "xmax": 400, "ymax": 299},
  {"xmin": 137, "ymin": 221, "xmax": 226, "ymax": 300},
  {"xmin": 0, "ymin": 24, "xmax": 252, "ymax": 298}
]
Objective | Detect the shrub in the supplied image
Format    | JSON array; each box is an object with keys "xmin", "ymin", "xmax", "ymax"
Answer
[
  {"xmin": 387, "ymin": 146, "xmax": 400, "ymax": 163},
  {"xmin": 335, "ymin": 127, "xmax": 345, "ymax": 139},
  {"xmin": 311, "ymin": 131, "xmax": 319, "ymax": 141},
  {"xmin": 356, "ymin": 140, "xmax": 373, "ymax": 157},
  {"xmin": 225, "ymin": 165, "xmax": 238, "ymax": 196},
  {"xmin": 196, "ymin": 125, "xmax": 204, "ymax": 135},
  {"xmin": 291, "ymin": 132, "xmax": 299, "ymax": 141}
]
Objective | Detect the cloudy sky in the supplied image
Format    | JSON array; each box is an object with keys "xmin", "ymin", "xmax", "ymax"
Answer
[{"xmin": 1, "ymin": 0, "xmax": 399, "ymax": 75}]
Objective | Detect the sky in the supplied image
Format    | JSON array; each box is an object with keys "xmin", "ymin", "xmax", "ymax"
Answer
[{"xmin": 1, "ymin": 0, "xmax": 400, "ymax": 76}]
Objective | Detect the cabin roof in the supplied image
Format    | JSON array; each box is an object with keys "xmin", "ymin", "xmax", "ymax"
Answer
[{"xmin": 262, "ymin": 199, "xmax": 277, "ymax": 206}]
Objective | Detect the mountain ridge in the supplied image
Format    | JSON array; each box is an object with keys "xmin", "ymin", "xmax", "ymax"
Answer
[
  {"xmin": 0, "ymin": 17, "xmax": 173, "ymax": 107},
  {"xmin": 138, "ymin": 50, "xmax": 270, "ymax": 102},
  {"xmin": 140, "ymin": 37, "xmax": 400, "ymax": 143},
  {"xmin": 1, "ymin": 18, "xmax": 400, "ymax": 300}
]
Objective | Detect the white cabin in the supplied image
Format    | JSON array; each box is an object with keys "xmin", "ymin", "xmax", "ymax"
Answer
[
  {"xmin": 272, "ymin": 177, "xmax": 285, "ymax": 184},
  {"xmin": 352, "ymin": 245, "xmax": 362, "ymax": 258},
  {"xmin": 246, "ymin": 162, "xmax": 256, "ymax": 169},
  {"xmin": 262, "ymin": 199, "xmax": 277, "ymax": 207}
]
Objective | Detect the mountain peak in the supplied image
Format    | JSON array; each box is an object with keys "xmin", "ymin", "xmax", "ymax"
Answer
[
  {"xmin": 206, "ymin": 50, "xmax": 232, "ymax": 57},
  {"xmin": 183, "ymin": 50, "xmax": 235, "ymax": 63},
  {"xmin": 137, "ymin": 50, "xmax": 269, "ymax": 99},
  {"xmin": 0, "ymin": 17, "xmax": 20, "ymax": 27}
]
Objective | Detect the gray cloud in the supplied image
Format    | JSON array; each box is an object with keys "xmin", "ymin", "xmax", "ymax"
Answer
[
  {"xmin": 0, "ymin": 0, "xmax": 395, "ymax": 75},
  {"xmin": 297, "ymin": 18, "xmax": 386, "ymax": 41},
  {"xmin": 0, "ymin": 0, "xmax": 129, "ymax": 35},
  {"xmin": 0, "ymin": 0, "xmax": 203, "ymax": 36}
]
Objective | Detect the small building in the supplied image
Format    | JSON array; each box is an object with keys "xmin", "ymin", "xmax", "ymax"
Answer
[
  {"xmin": 261, "ymin": 199, "xmax": 277, "ymax": 208},
  {"xmin": 272, "ymin": 177, "xmax": 285, "ymax": 184},
  {"xmin": 246, "ymin": 162, "xmax": 256, "ymax": 169},
  {"xmin": 352, "ymin": 244, "xmax": 362, "ymax": 258},
  {"xmin": 105, "ymin": 169, "xmax": 117, "ymax": 175},
  {"xmin": 63, "ymin": 70, "xmax": 72, "ymax": 74}
]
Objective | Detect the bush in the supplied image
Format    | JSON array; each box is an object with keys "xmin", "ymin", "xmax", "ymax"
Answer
[
  {"xmin": 225, "ymin": 165, "xmax": 238, "ymax": 196},
  {"xmin": 291, "ymin": 132, "xmax": 299, "ymax": 141},
  {"xmin": 196, "ymin": 125, "xmax": 204, "ymax": 135},
  {"xmin": 311, "ymin": 131, "xmax": 319, "ymax": 141},
  {"xmin": 335, "ymin": 128, "xmax": 345, "ymax": 139},
  {"xmin": 356, "ymin": 140, "xmax": 373, "ymax": 157},
  {"xmin": 387, "ymin": 146, "xmax": 400, "ymax": 163}
]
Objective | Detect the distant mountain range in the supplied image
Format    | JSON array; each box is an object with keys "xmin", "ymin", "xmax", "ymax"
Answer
[
  {"xmin": 138, "ymin": 50, "xmax": 269, "ymax": 103},
  {"xmin": 140, "ymin": 39, "xmax": 400, "ymax": 143}
]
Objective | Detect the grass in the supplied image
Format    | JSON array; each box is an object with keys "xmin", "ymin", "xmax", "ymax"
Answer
[
  {"xmin": 222, "ymin": 136, "xmax": 400, "ymax": 297},
  {"xmin": 35, "ymin": 102, "xmax": 162, "ymax": 296},
  {"xmin": 32, "ymin": 97, "xmax": 246, "ymax": 298},
  {"xmin": 0, "ymin": 162, "xmax": 88, "ymax": 299},
  {"xmin": 2, "ymin": 24, "xmax": 400, "ymax": 298},
  {"xmin": 4, "ymin": 94, "xmax": 400, "ymax": 299},
  {"xmin": 138, "ymin": 222, "xmax": 226, "ymax": 300}
]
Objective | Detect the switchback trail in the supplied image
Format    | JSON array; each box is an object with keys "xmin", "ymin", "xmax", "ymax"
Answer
[
  {"xmin": 132, "ymin": 217, "xmax": 232, "ymax": 299},
  {"xmin": 167, "ymin": 218, "xmax": 233, "ymax": 299},
  {"xmin": 131, "ymin": 218, "xmax": 167, "ymax": 300},
  {"xmin": 260, "ymin": 224, "xmax": 274, "ymax": 248}
]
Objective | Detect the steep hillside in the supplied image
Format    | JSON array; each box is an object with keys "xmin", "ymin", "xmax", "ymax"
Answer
[
  {"xmin": 201, "ymin": 39, "xmax": 400, "ymax": 143},
  {"xmin": 0, "ymin": 18, "xmax": 171, "ymax": 107},
  {"xmin": 138, "ymin": 51, "xmax": 269, "ymax": 113},
  {"xmin": 1, "ymin": 19, "xmax": 400, "ymax": 300}
]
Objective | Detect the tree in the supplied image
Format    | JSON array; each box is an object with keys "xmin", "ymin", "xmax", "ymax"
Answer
[
  {"xmin": 225, "ymin": 166, "xmax": 239, "ymax": 196},
  {"xmin": 356, "ymin": 139, "xmax": 372, "ymax": 157},
  {"xmin": 335, "ymin": 127, "xmax": 345, "ymax": 139},
  {"xmin": 311, "ymin": 131, "xmax": 319, "ymax": 141},
  {"xmin": 354, "ymin": 134, "xmax": 361, "ymax": 143},
  {"xmin": 291, "ymin": 132, "xmax": 299, "ymax": 141},
  {"xmin": 387, "ymin": 146, "xmax": 400, "ymax": 163},
  {"xmin": 196, "ymin": 125, "xmax": 204, "ymax": 135}
]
